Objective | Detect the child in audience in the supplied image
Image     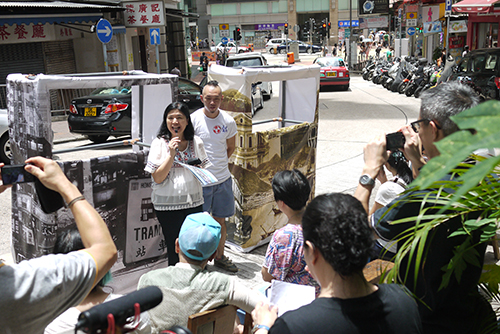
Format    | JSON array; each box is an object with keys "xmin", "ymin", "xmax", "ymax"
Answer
[
  {"xmin": 261, "ymin": 170, "xmax": 319, "ymax": 295},
  {"xmin": 370, "ymin": 150, "xmax": 413, "ymax": 260},
  {"xmin": 44, "ymin": 229, "xmax": 150, "ymax": 334},
  {"xmin": 252, "ymin": 193, "xmax": 423, "ymax": 334}
]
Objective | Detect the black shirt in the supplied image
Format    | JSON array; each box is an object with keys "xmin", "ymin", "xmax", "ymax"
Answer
[
  {"xmin": 269, "ymin": 284, "xmax": 422, "ymax": 334},
  {"xmin": 372, "ymin": 176, "xmax": 495, "ymax": 334}
]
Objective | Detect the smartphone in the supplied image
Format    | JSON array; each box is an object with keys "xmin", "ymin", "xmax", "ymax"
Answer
[
  {"xmin": 386, "ymin": 132, "xmax": 405, "ymax": 151},
  {"xmin": 1, "ymin": 164, "xmax": 36, "ymax": 185}
]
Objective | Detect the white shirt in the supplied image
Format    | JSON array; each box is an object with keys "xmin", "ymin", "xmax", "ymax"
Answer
[
  {"xmin": 191, "ymin": 108, "xmax": 237, "ymax": 184},
  {"xmin": 0, "ymin": 251, "xmax": 96, "ymax": 334}
]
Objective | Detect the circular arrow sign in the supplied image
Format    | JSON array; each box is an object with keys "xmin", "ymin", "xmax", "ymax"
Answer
[
  {"xmin": 96, "ymin": 19, "xmax": 113, "ymax": 44},
  {"xmin": 407, "ymin": 27, "xmax": 416, "ymax": 36},
  {"xmin": 221, "ymin": 37, "xmax": 229, "ymax": 45}
]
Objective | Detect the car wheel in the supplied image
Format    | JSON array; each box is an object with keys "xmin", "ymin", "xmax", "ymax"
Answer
[
  {"xmin": 280, "ymin": 49, "xmax": 287, "ymax": 55},
  {"xmin": 343, "ymin": 85, "xmax": 350, "ymax": 91},
  {"xmin": 307, "ymin": 48, "xmax": 313, "ymax": 54},
  {"xmin": 238, "ymin": 49, "xmax": 245, "ymax": 54},
  {"xmin": 87, "ymin": 135, "xmax": 109, "ymax": 143},
  {"xmin": 269, "ymin": 48, "xmax": 275, "ymax": 54},
  {"xmin": 0, "ymin": 133, "xmax": 11, "ymax": 164}
]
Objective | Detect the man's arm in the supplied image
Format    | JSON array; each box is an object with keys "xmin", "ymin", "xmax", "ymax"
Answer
[
  {"xmin": 228, "ymin": 278, "xmax": 266, "ymax": 313},
  {"xmin": 25, "ymin": 157, "xmax": 117, "ymax": 286},
  {"xmin": 226, "ymin": 135, "xmax": 236, "ymax": 158},
  {"xmin": 354, "ymin": 134, "xmax": 388, "ymax": 213}
]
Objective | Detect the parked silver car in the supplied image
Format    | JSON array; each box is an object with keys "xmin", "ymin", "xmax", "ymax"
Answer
[
  {"xmin": 224, "ymin": 52, "xmax": 273, "ymax": 100},
  {"xmin": 0, "ymin": 109, "xmax": 11, "ymax": 164}
]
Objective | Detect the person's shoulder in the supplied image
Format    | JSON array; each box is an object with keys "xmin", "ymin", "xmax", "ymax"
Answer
[
  {"xmin": 138, "ymin": 267, "xmax": 172, "ymax": 286},
  {"xmin": 219, "ymin": 109, "xmax": 236, "ymax": 124},
  {"xmin": 191, "ymin": 108, "xmax": 204, "ymax": 119},
  {"xmin": 193, "ymin": 135, "xmax": 203, "ymax": 143}
]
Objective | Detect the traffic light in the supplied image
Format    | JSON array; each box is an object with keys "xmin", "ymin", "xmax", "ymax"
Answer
[
  {"xmin": 322, "ymin": 23, "xmax": 327, "ymax": 37},
  {"xmin": 327, "ymin": 22, "xmax": 331, "ymax": 33},
  {"xmin": 235, "ymin": 27, "xmax": 242, "ymax": 41},
  {"xmin": 284, "ymin": 22, "xmax": 288, "ymax": 35}
]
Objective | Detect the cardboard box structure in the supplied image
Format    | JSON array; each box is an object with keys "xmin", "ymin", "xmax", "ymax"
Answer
[{"xmin": 6, "ymin": 64, "xmax": 319, "ymax": 292}]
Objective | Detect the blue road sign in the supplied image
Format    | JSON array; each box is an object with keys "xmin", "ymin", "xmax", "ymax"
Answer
[
  {"xmin": 221, "ymin": 37, "xmax": 229, "ymax": 45},
  {"xmin": 150, "ymin": 28, "xmax": 160, "ymax": 45},
  {"xmin": 407, "ymin": 27, "xmax": 416, "ymax": 36},
  {"xmin": 445, "ymin": 0, "xmax": 452, "ymax": 16},
  {"xmin": 96, "ymin": 19, "xmax": 113, "ymax": 44}
]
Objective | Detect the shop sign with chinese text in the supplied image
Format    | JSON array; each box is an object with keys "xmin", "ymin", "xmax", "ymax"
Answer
[
  {"xmin": 123, "ymin": 1, "xmax": 165, "ymax": 27},
  {"xmin": 0, "ymin": 23, "xmax": 77, "ymax": 45}
]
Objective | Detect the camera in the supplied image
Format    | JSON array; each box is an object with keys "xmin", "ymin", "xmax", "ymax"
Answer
[
  {"xmin": 386, "ymin": 132, "xmax": 405, "ymax": 151},
  {"xmin": 1, "ymin": 164, "xmax": 35, "ymax": 185}
]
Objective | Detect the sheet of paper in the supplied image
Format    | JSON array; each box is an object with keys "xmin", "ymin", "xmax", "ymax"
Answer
[{"xmin": 269, "ymin": 280, "xmax": 315, "ymax": 316}]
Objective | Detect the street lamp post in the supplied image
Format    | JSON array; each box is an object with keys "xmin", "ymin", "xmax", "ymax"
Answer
[{"xmin": 348, "ymin": 0, "xmax": 352, "ymax": 68}]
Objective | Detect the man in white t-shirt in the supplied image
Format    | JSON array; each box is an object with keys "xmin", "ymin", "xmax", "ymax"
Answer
[{"xmin": 191, "ymin": 80, "xmax": 238, "ymax": 273}]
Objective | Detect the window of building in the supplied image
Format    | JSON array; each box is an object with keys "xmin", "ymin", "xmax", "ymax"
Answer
[
  {"xmin": 338, "ymin": 0, "xmax": 358, "ymax": 11},
  {"xmin": 211, "ymin": 3, "xmax": 237, "ymax": 16},
  {"xmin": 241, "ymin": 2, "xmax": 268, "ymax": 14},
  {"xmin": 272, "ymin": 0, "xmax": 288, "ymax": 13},
  {"xmin": 296, "ymin": 0, "xmax": 329, "ymax": 12}
]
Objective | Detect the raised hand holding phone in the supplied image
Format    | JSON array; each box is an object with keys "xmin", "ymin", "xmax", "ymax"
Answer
[{"xmin": 1, "ymin": 164, "xmax": 35, "ymax": 185}]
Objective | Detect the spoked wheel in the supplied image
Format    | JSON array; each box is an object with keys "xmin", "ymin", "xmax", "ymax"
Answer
[{"xmin": 398, "ymin": 82, "xmax": 409, "ymax": 94}]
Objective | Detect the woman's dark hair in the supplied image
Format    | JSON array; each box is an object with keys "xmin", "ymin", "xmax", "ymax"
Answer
[
  {"xmin": 272, "ymin": 169, "xmax": 311, "ymax": 211},
  {"xmin": 157, "ymin": 102, "xmax": 194, "ymax": 140},
  {"xmin": 54, "ymin": 229, "xmax": 112, "ymax": 287},
  {"xmin": 302, "ymin": 193, "xmax": 373, "ymax": 277},
  {"xmin": 387, "ymin": 150, "xmax": 413, "ymax": 185}
]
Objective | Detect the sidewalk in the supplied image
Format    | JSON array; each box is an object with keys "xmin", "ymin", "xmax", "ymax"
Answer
[{"xmin": 52, "ymin": 116, "xmax": 86, "ymax": 144}]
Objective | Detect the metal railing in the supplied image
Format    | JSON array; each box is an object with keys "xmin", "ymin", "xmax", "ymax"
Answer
[{"xmin": 0, "ymin": 84, "xmax": 93, "ymax": 116}]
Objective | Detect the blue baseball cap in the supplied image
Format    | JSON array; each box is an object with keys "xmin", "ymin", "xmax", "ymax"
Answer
[{"xmin": 179, "ymin": 213, "xmax": 221, "ymax": 261}]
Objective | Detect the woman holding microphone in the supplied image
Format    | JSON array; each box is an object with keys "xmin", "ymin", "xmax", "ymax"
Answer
[{"xmin": 145, "ymin": 102, "xmax": 211, "ymax": 265}]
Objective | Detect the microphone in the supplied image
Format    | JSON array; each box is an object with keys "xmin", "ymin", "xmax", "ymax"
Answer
[{"xmin": 75, "ymin": 286, "xmax": 163, "ymax": 333}]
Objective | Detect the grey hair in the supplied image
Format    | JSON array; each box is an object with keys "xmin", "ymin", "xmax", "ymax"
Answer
[{"xmin": 420, "ymin": 82, "xmax": 479, "ymax": 136}]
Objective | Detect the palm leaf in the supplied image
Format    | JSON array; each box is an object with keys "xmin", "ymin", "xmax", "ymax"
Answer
[{"xmin": 386, "ymin": 101, "xmax": 500, "ymax": 292}]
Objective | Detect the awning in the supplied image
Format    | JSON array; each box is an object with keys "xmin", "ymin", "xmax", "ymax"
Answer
[
  {"xmin": 453, "ymin": 0, "xmax": 500, "ymax": 13},
  {"xmin": 0, "ymin": 14, "xmax": 104, "ymax": 26}
]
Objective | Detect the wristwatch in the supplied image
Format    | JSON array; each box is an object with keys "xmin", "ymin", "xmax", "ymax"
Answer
[
  {"xmin": 359, "ymin": 174, "xmax": 375, "ymax": 187},
  {"xmin": 252, "ymin": 324, "xmax": 270, "ymax": 334}
]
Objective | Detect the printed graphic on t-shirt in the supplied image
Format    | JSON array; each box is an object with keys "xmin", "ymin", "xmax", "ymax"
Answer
[{"xmin": 213, "ymin": 125, "xmax": 228, "ymax": 134}]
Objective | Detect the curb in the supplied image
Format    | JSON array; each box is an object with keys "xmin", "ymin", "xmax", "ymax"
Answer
[{"xmin": 53, "ymin": 136, "xmax": 87, "ymax": 145}]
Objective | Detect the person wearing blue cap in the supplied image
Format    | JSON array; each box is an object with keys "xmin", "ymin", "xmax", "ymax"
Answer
[{"xmin": 137, "ymin": 213, "xmax": 263, "ymax": 333}]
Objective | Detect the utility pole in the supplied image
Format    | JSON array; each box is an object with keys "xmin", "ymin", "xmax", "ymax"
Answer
[
  {"xmin": 398, "ymin": 8, "xmax": 402, "ymax": 57},
  {"xmin": 284, "ymin": 21, "xmax": 289, "ymax": 57},
  {"xmin": 348, "ymin": 0, "xmax": 352, "ymax": 68},
  {"xmin": 310, "ymin": 18, "xmax": 314, "ymax": 48}
]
